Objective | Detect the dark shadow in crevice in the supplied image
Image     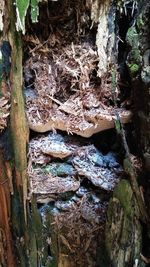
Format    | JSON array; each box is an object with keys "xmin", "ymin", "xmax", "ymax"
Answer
[{"xmin": 117, "ymin": 4, "xmax": 137, "ymax": 103}]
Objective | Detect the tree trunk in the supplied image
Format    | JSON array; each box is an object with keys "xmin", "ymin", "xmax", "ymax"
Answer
[
  {"xmin": 0, "ymin": 0, "xmax": 149, "ymax": 266},
  {"xmin": 0, "ymin": 0, "xmax": 28, "ymax": 265}
]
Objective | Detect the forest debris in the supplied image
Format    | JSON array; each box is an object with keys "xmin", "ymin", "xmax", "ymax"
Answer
[
  {"xmin": 23, "ymin": 5, "xmax": 132, "ymax": 136},
  {"xmin": 0, "ymin": 97, "xmax": 10, "ymax": 131},
  {"xmin": 24, "ymin": 42, "xmax": 98, "ymax": 97},
  {"xmin": 60, "ymin": 235, "xmax": 74, "ymax": 253},
  {"xmin": 80, "ymin": 194, "xmax": 107, "ymax": 224},
  {"xmin": 28, "ymin": 132, "xmax": 79, "ymax": 164},
  {"xmin": 29, "ymin": 168, "xmax": 80, "ymax": 195},
  {"xmin": 73, "ymin": 152, "xmax": 121, "ymax": 191},
  {"xmin": 41, "ymin": 140, "xmax": 73, "ymax": 159},
  {"xmin": 27, "ymin": 104, "xmax": 132, "ymax": 137},
  {"xmin": 43, "ymin": 163, "xmax": 76, "ymax": 177},
  {"xmin": 51, "ymin": 190, "xmax": 107, "ymax": 267},
  {"xmin": 84, "ymin": 237, "xmax": 92, "ymax": 252},
  {"xmin": 28, "ymin": 132, "xmax": 123, "ymax": 195}
]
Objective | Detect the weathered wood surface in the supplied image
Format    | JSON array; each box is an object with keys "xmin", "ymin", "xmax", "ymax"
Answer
[
  {"xmin": 27, "ymin": 108, "xmax": 131, "ymax": 137},
  {"xmin": 0, "ymin": 150, "xmax": 15, "ymax": 267},
  {"xmin": 106, "ymin": 179, "xmax": 144, "ymax": 267},
  {"xmin": 0, "ymin": 0, "xmax": 149, "ymax": 266},
  {"xmin": 3, "ymin": 0, "xmax": 29, "ymax": 266}
]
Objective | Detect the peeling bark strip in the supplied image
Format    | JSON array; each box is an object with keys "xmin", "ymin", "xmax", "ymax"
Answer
[{"xmin": 0, "ymin": 150, "xmax": 15, "ymax": 267}]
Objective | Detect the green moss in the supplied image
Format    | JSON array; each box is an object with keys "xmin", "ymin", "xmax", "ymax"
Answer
[
  {"xmin": 126, "ymin": 26, "xmax": 139, "ymax": 48},
  {"xmin": 130, "ymin": 49, "xmax": 141, "ymax": 63},
  {"xmin": 126, "ymin": 26, "xmax": 141, "ymax": 61},
  {"xmin": 31, "ymin": 0, "xmax": 39, "ymax": 23},
  {"xmin": 128, "ymin": 63, "xmax": 139, "ymax": 75},
  {"xmin": 16, "ymin": 0, "xmax": 30, "ymax": 33},
  {"xmin": 137, "ymin": 13, "xmax": 145, "ymax": 29},
  {"xmin": 113, "ymin": 179, "xmax": 133, "ymax": 216},
  {"xmin": 105, "ymin": 180, "xmax": 141, "ymax": 266},
  {"xmin": 126, "ymin": 25, "xmax": 142, "ymax": 72},
  {"xmin": 15, "ymin": 0, "xmax": 40, "ymax": 33}
]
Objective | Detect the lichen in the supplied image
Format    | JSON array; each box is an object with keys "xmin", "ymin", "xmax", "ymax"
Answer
[{"xmin": 141, "ymin": 66, "xmax": 150, "ymax": 84}]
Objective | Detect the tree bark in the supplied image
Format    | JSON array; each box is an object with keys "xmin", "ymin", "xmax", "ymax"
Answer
[
  {"xmin": 0, "ymin": 149, "xmax": 15, "ymax": 267},
  {"xmin": 0, "ymin": 0, "xmax": 29, "ymax": 266}
]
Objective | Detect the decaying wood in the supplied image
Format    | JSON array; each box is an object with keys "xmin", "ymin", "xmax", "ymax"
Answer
[
  {"xmin": 110, "ymin": 59, "xmax": 148, "ymax": 223},
  {"xmin": 119, "ymin": 121, "xmax": 148, "ymax": 223},
  {"xmin": 0, "ymin": 150, "xmax": 15, "ymax": 267},
  {"xmin": 0, "ymin": 0, "xmax": 148, "ymax": 266},
  {"xmin": 32, "ymin": 190, "xmax": 107, "ymax": 267},
  {"xmin": 106, "ymin": 179, "xmax": 143, "ymax": 267},
  {"xmin": 0, "ymin": 1, "xmax": 30, "ymax": 265},
  {"xmin": 28, "ymin": 132, "xmax": 123, "ymax": 201},
  {"xmin": 27, "ymin": 105, "xmax": 131, "ymax": 137},
  {"xmin": 8, "ymin": 0, "xmax": 29, "ymax": 222},
  {"xmin": 27, "ymin": 128, "xmax": 120, "ymax": 265},
  {"xmin": 123, "ymin": 156, "xmax": 148, "ymax": 223},
  {"xmin": 29, "ymin": 169, "xmax": 80, "ymax": 195},
  {"xmin": 23, "ymin": 0, "xmax": 132, "ymax": 138},
  {"xmin": 0, "ymin": 97, "xmax": 10, "ymax": 131},
  {"xmin": 0, "ymin": 40, "xmax": 11, "ymax": 132}
]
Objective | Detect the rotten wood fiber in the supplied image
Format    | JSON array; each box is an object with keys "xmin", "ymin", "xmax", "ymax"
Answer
[{"xmin": 0, "ymin": 149, "xmax": 16, "ymax": 267}]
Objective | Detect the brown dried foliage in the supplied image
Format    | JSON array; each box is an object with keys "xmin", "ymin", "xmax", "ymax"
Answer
[{"xmin": 0, "ymin": 96, "xmax": 10, "ymax": 131}]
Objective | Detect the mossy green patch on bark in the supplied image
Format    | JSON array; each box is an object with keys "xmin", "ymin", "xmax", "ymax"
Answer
[
  {"xmin": 29, "ymin": 201, "xmax": 58, "ymax": 267},
  {"xmin": 126, "ymin": 25, "xmax": 142, "ymax": 77},
  {"xmin": 31, "ymin": 0, "xmax": 39, "ymax": 23},
  {"xmin": 113, "ymin": 179, "xmax": 134, "ymax": 215},
  {"xmin": 105, "ymin": 179, "xmax": 142, "ymax": 267},
  {"xmin": 128, "ymin": 63, "xmax": 139, "ymax": 76},
  {"xmin": 137, "ymin": 13, "xmax": 145, "ymax": 29},
  {"xmin": 126, "ymin": 26, "xmax": 139, "ymax": 48}
]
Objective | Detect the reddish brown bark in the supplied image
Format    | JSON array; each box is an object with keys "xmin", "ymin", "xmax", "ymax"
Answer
[{"xmin": 0, "ymin": 150, "xmax": 16, "ymax": 267}]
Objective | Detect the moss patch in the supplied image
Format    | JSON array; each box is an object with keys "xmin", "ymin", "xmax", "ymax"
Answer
[
  {"xmin": 128, "ymin": 63, "xmax": 140, "ymax": 76},
  {"xmin": 113, "ymin": 179, "xmax": 134, "ymax": 216}
]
